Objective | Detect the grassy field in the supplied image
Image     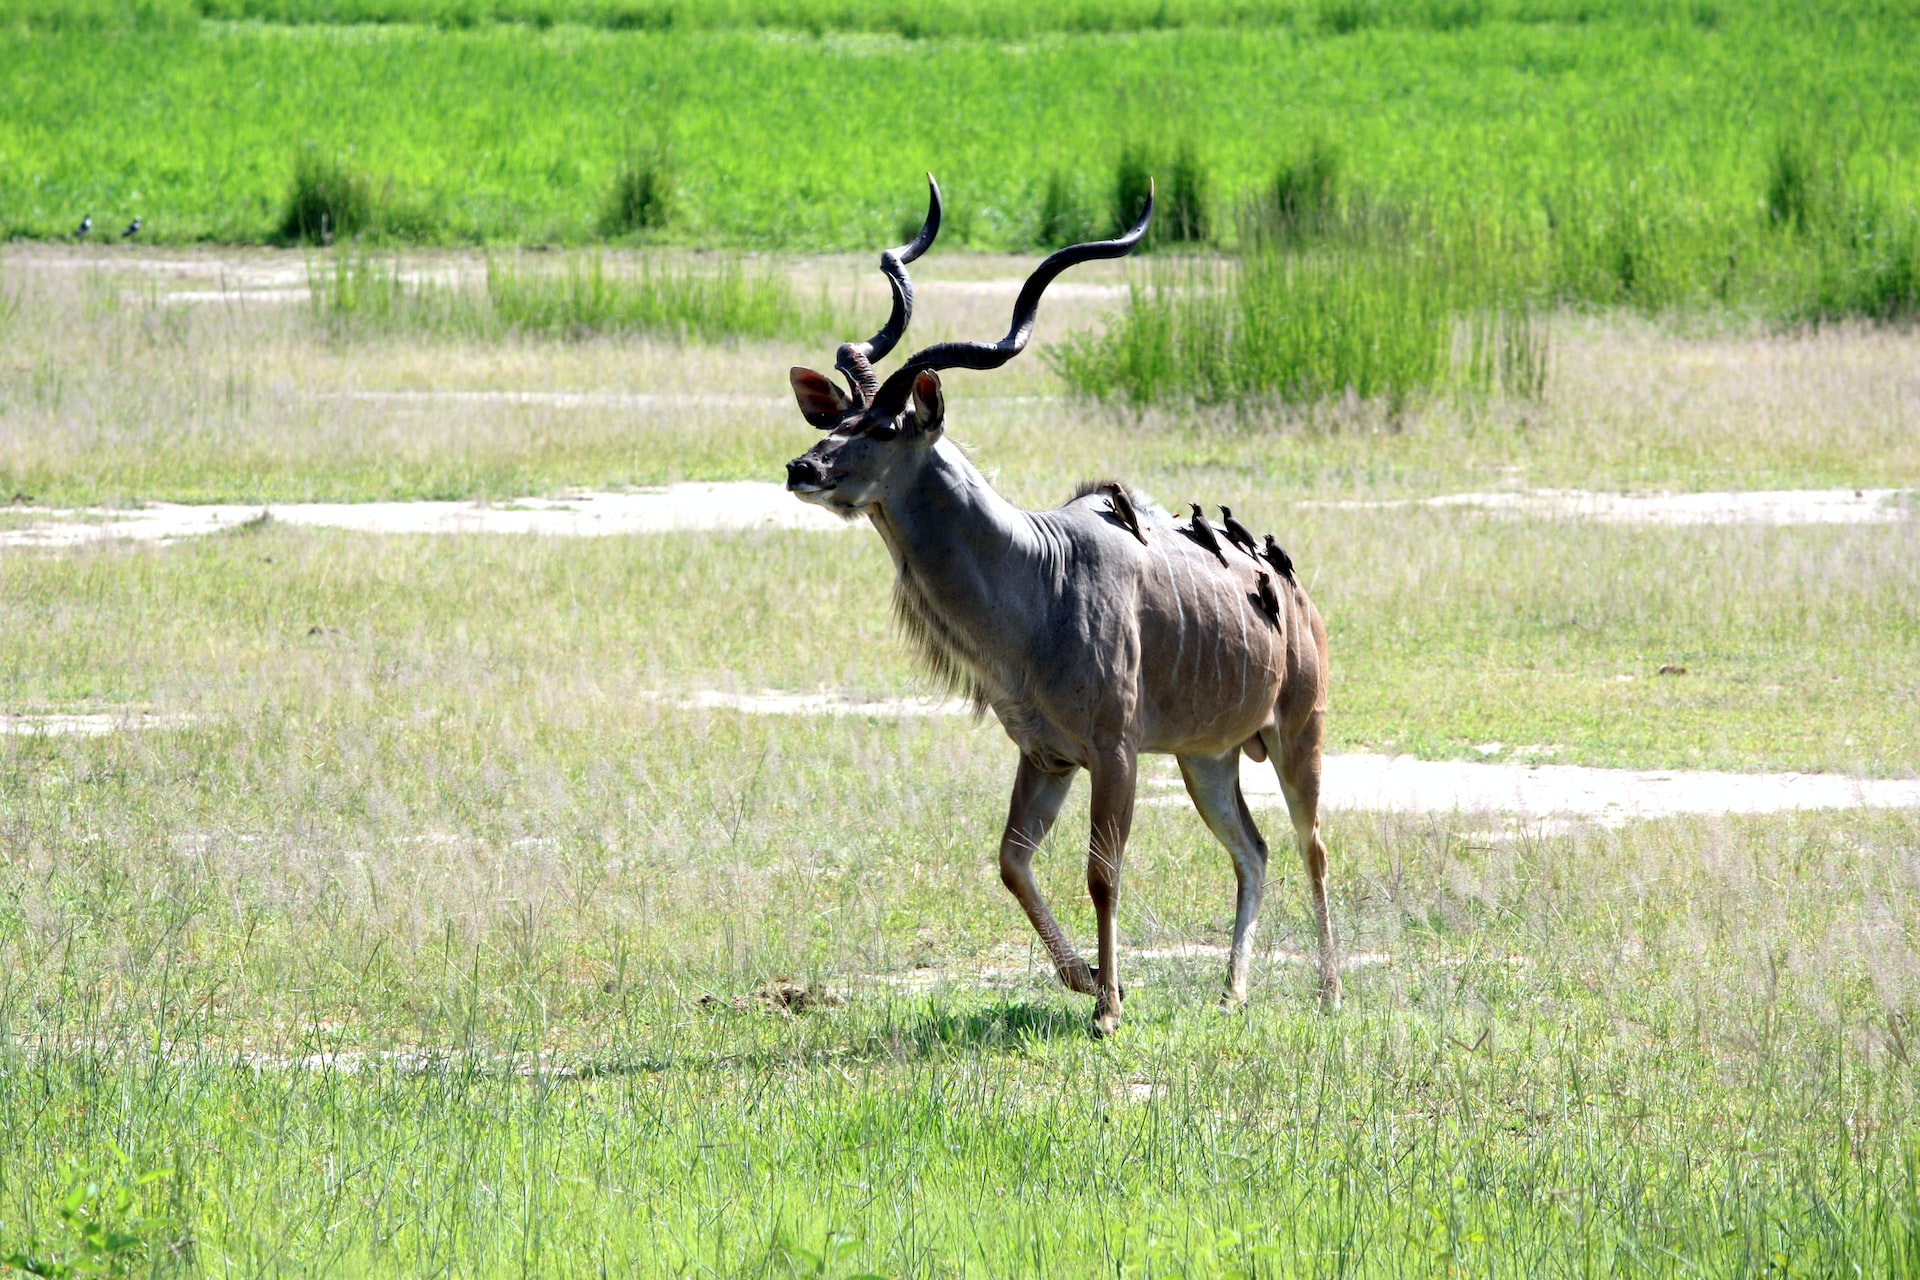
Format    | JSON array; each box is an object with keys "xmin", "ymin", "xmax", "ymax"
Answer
[
  {"xmin": 1, "ymin": 244, "xmax": 1918, "ymax": 1274},
  {"xmin": 2, "ymin": 1, "xmax": 1917, "ymax": 255}
]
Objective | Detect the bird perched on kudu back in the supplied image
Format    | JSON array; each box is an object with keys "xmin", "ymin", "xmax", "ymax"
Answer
[
  {"xmin": 1185, "ymin": 502, "xmax": 1227, "ymax": 565},
  {"xmin": 1100, "ymin": 482, "xmax": 1147, "ymax": 545},
  {"xmin": 1262, "ymin": 534, "xmax": 1295, "ymax": 583},
  {"xmin": 1255, "ymin": 570, "xmax": 1281, "ymax": 620},
  {"xmin": 1219, "ymin": 506, "xmax": 1259, "ymax": 558},
  {"xmin": 74, "ymin": 215, "xmax": 92, "ymax": 240}
]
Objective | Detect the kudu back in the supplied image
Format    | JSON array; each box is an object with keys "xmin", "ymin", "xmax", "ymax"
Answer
[{"xmin": 785, "ymin": 177, "xmax": 1339, "ymax": 1034}]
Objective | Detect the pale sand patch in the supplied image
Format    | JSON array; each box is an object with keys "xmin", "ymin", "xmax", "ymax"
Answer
[
  {"xmin": 1310, "ymin": 487, "xmax": 1912, "ymax": 525},
  {"xmin": 1, "ymin": 711, "xmax": 196, "ymax": 735},
  {"xmin": 331, "ymin": 389, "xmax": 781, "ymax": 410},
  {"xmin": 1, "ymin": 484, "xmax": 849, "ymax": 548},
  {"xmin": 664, "ymin": 689, "xmax": 970, "ymax": 717},
  {"xmin": 1208, "ymin": 753, "xmax": 1920, "ymax": 823},
  {"xmin": 12, "ymin": 482, "xmax": 1909, "ymax": 551},
  {"xmin": 664, "ymin": 689, "xmax": 1919, "ymax": 820}
]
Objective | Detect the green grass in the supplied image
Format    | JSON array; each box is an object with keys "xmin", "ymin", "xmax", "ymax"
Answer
[
  {"xmin": 0, "ymin": 0, "xmax": 1707, "ymax": 36},
  {"xmin": 1, "ymin": 254, "xmax": 1917, "ymax": 1270},
  {"xmin": 0, "ymin": 523, "xmax": 1917, "ymax": 1274},
  {"xmin": 308, "ymin": 246, "xmax": 836, "ymax": 342},
  {"xmin": 2, "ymin": 3, "xmax": 1918, "ymax": 259}
]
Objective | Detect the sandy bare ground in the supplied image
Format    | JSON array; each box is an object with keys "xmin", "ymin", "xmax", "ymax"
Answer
[
  {"xmin": 12, "ymin": 692, "xmax": 1912, "ymax": 819},
  {"xmin": 7, "ymin": 484, "xmax": 1908, "ymax": 549},
  {"xmin": 1307, "ymin": 487, "xmax": 1914, "ymax": 525},
  {"xmin": 0, "ymin": 710, "xmax": 196, "ymax": 735},
  {"xmin": 653, "ymin": 690, "xmax": 1919, "ymax": 821},
  {"xmin": 0, "ymin": 484, "xmax": 848, "ymax": 547}
]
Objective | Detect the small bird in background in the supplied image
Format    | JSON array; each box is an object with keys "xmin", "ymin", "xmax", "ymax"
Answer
[
  {"xmin": 1100, "ymin": 482, "xmax": 1147, "ymax": 545},
  {"xmin": 1262, "ymin": 534, "xmax": 1296, "ymax": 584},
  {"xmin": 1255, "ymin": 570, "xmax": 1281, "ymax": 621},
  {"xmin": 1186, "ymin": 502, "xmax": 1227, "ymax": 565},
  {"xmin": 121, "ymin": 217, "xmax": 142, "ymax": 238},
  {"xmin": 1219, "ymin": 505, "xmax": 1259, "ymax": 558},
  {"xmin": 74, "ymin": 214, "xmax": 92, "ymax": 239}
]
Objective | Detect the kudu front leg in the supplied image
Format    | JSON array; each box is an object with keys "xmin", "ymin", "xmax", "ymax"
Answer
[
  {"xmin": 1086, "ymin": 745, "xmax": 1139, "ymax": 1037},
  {"xmin": 998, "ymin": 755, "xmax": 1096, "ymax": 997}
]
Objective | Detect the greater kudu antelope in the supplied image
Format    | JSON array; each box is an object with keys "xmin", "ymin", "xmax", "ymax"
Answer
[{"xmin": 785, "ymin": 178, "xmax": 1338, "ymax": 1033}]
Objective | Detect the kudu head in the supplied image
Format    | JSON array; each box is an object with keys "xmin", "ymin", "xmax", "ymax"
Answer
[{"xmin": 786, "ymin": 178, "xmax": 1154, "ymax": 518}]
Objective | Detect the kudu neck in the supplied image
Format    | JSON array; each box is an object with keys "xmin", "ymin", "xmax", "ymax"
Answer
[
  {"xmin": 866, "ymin": 438, "xmax": 1046, "ymax": 689},
  {"xmin": 869, "ymin": 437, "xmax": 1030, "ymax": 564}
]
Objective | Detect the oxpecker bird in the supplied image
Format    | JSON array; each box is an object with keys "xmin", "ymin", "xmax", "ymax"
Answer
[
  {"xmin": 1255, "ymin": 570, "xmax": 1281, "ymax": 621},
  {"xmin": 1262, "ymin": 534, "xmax": 1295, "ymax": 583},
  {"xmin": 1100, "ymin": 482, "xmax": 1147, "ymax": 545},
  {"xmin": 1219, "ymin": 506, "xmax": 1259, "ymax": 558},
  {"xmin": 74, "ymin": 215, "xmax": 92, "ymax": 239},
  {"xmin": 1185, "ymin": 502, "xmax": 1227, "ymax": 565},
  {"xmin": 121, "ymin": 217, "xmax": 141, "ymax": 239}
]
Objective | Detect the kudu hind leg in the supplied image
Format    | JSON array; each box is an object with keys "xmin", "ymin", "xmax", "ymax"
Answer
[
  {"xmin": 1263, "ymin": 721, "xmax": 1341, "ymax": 1010},
  {"xmin": 1085, "ymin": 746, "xmax": 1139, "ymax": 1037},
  {"xmin": 1176, "ymin": 750, "xmax": 1271, "ymax": 1006},
  {"xmin": 998, "ymin": 756, "xmax": 1095, "ymax": 996}
]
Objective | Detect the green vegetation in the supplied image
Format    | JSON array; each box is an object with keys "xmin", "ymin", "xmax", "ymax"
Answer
[
  {"xmin": 4, "ymin": 0, "xmax": 1914, "ymax": 408},
  {"xmin": 0, "ymin": 514, "xmax": 1917, "ymax": 1273},
  {"xmin": 308, "ymin": 246, "xmax": 834, "ymax": 342},
  {"xmin": 0, "ymin": 0, "xmax": 1717, "ymax": 36},
  {"xmin": 1, "ymin": 238, "xmax": 1918, "ymax": 1280},
  {"xmin": 0, "ymin": 3, "xmax": 1914, "ymax": 258}
]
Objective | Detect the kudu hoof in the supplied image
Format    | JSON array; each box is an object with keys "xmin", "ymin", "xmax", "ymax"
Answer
[
  {"xmin": 1089, "ymin": 968, "xmax": 1127, "ymax": 1002},
  {"xmin": 1090, "ymin": 1008, "xmax": 1123, "ymax": 1039}
]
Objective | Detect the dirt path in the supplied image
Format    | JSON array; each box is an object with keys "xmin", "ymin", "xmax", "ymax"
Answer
[
  {"xmin": 1, "ymin": 484, "xmax": 848, "ymax": 547},
  {"xmin": 1309, "ymin": 487, "xmax": 1912, "ymax": 525},
  {"xmin": 8, "ymin": 484, "xmax": 1910, "ymax": 550}
]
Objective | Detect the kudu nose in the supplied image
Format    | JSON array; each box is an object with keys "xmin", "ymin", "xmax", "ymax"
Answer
[{"xmin": 786, "ymin": 456, "xmax": 825, "ymax": 490}]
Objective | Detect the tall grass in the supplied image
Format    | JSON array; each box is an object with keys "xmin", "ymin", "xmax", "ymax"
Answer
[
  {"xmin": 307, "ymin": 247, "xmax": 832, "ymax": 341},
  {"xmin": 277, "ymin": 149, "xmax": 372, "ymax": 245},
  {"xmin": 0, "ymin": 0, "xmax": 1693, "ymax": 35},
  {"xmin": 5, "ymin": 4, "xmax": 1919, "ymax": 256},
  {"xmin": 1059, "ymin": 123, "xmax": 1919, "ymax": 411},
  {"xmin": 1056, "ymin": 193, "xmax": 1548, "ymax": 410},
  {"xmin": 276, "ymin": 148, "xmax": 439, "ymax": 245},
  {"xmin": 598, "ymin": 148, "xmax": 672, "ymax": 237}
]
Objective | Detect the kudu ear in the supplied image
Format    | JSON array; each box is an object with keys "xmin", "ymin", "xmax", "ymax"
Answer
[
  {"xmin": 907, "ymin": 370, "xmax": 945, "ymax": 437},
  {"xmin": 790, "ymin": 366, "xmax": 854, "ymax": 428}
]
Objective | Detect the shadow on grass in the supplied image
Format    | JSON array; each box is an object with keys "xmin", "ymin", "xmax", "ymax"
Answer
[{"xmin": 866, "ymin": 998, "xmax": 1088, "ymax": 1056}]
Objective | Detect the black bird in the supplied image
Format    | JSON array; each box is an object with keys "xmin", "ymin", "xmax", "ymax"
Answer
[
  {"xmin": 1255, "ymin": 570, "xmax": 1281, "ymax": 621},
  {"xmin": 1100, "ymin": 482, "xmax": 1147, "ymax": 545},
  {"xmin": 1262, "ymin": 534, "xmax": 1296, "ymax": 583},
  {"xmin": 74, "ymin": 214, "xmax": 92, "ymax": 239},
  {"xmin": 1185, "ymin": 502, "xmax": 1227, "ymax": 565},
  {"xmin": 121, "ymin": 217, "xmax": 141, "ymax": 238},
  {"xmin": 1219, "ymin": 505, "xmax": 1259, "ymax": 558}
]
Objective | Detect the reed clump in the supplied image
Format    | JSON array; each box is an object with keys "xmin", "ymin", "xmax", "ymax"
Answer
[{"xmin": 307, "ymin": 246, "xmax": 832, "ymax": 342}]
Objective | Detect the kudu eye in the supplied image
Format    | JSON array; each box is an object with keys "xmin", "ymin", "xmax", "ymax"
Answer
[{"xmin": 863, "ymin": 420, "xmax": 899, "ymax": 442}]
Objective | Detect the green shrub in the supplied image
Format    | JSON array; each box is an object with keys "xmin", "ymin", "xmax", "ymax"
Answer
[
  {"xmin": 1162, "ymin": 139, "xmax": 1210, "ymax": 244},
  {"xmin": 1242, "ymin": 137, "xmax": 1343, "ymax": 248},
  {"xmin": 600, "ymin": 151, "xmax": 672, "ymax": 237},
  {"xmin": 307, "ymin": 245, "xmax": 833, "ymax": 342},
  {"xmin": 277, "ymin": 148, "xmax": 373, "ymax": 245},
  {"xmin": 1766, "ymin": 133, "xmax": 1817, "ymax": 234},
  {"xmin": 1111, "ymin": 144, "xmax": 1155, "ymax": 242},
  {"xmin": 1111, "ymin": 141, "xmax": 1208, "ymax": 246},
  {"xmin": 1035, "ymin": 170, "xmax": 1095, "ymax": 249},
  {"xmin": 1051, "ymin": 241, "xmax": 1459, "ymax": 410}
]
